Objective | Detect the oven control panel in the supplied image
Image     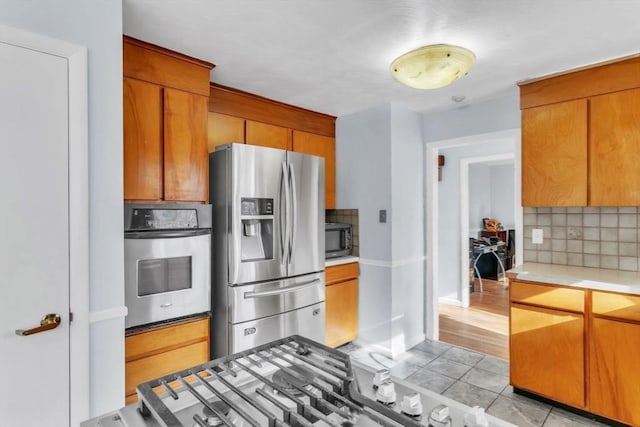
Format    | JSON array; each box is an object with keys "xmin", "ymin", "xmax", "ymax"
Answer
[
  {"xmin": 129, "ymin": 208, "xmax": 198, "ymax": 230},
  {"xmin": 124, "ymin": 204, "xmax": 212, "ymax": 232}
]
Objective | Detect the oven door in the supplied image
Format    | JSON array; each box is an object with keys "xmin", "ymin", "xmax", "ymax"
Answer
[{"xmin": 124, "ymin": 231, "xmax": 210, "ymax": 329}]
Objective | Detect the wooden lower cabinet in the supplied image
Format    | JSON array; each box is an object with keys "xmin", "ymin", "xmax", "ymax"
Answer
[
  {"xmin": 589, "ymin": 317, "xmax": 640, "ymax": 425},
  {"xmin": 510, "ymin": 303, "xmax": 585, "ymax": 408},
  {"xmin": 325, "ymin": 262, "xmax": 358, "ymax": 348},
  {"xmin": 125, "ymin": 317, "xmax": 210, "ymax": 403}
]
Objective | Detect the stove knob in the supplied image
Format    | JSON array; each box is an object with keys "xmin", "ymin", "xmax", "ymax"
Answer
[
  {"xmin": 428, "ymin": 404, "xmax": 452, "ymax": 427},
  {"xmin": 401, "ymin": 392, "xmax": 423, "ymax": 417},
  {"xmin": 463, "ymin": 406, "xmax": 489, "ymax": 427},
  {"xmin": 375, "ymin": 381, "xmax": 396, "ymax": 405},
  {"xmin": 373, "ymin": 369, "xmax": 391, "ymax": 389}
]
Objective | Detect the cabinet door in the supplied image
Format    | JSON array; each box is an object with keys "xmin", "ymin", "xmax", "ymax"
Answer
[
  {"xmin": 164, "ymin": 88, "xmax": 209, "ymax": 202},
  {"xmin": 521, "ymin": 100, "xmax": 587, "ymax": 206},
  {"xmin": 510, "ymin": 303, "xmax": 584, "ymax": 408},
  {"xmin": 589, "ymin": 88, "xmax": 640, "ymax": 206},
  {"xmin": 123, "ymin": 77, "xmax": 162, "ymax": 201},
  {"xmin": 246, "ymin": 120, "xmax": 290, "ymax": 150},
  {"xmin": 589, "ymin": 318, "xmax": 640, "ymax": 425},
  {"xmin": 292, "ymin": 130, "xmax": 336, "ymax": 209},
  {"xmin": 326, "ymin": 278, "xmax": 358, "ymax": 348},
  {"xmin": 207, "ymin": 112, "xmax": 245, "ymax": 153}
]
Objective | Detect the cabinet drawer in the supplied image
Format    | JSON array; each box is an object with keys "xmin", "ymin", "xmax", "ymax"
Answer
[
  {"xmin": 592, "ymin": 291, "xmax": 640, "ymax": 322},
  {"xmin": 326, "ymin": 262, "xmax": 359, "ymax": 285},
  {"xmin": 126, "ymin": 317, "xmax": 209, "ymax": 361},
  {"xmin": 125, "ymin": 340, "xmax": 209, "ymax": 400},
  {"xmin": 510, "ymin": 281, "xmax": 584, "ymax": 313}
]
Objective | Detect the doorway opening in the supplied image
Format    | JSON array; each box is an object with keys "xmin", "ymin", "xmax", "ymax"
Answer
[{"xmin": 424, "ymin": 129, "xmax": 522, "ymax": 360}]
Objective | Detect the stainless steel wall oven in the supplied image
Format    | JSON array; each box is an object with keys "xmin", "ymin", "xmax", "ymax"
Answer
[{"xmin": 124, "ymin": 204, "xmax": 212, "ymax": 329}]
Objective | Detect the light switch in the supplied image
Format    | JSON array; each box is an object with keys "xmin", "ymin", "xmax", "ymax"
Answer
[
  {"xmin": 379, "ymin": 210, "xmax": 387, "ymax": 223},
  {"xmin": 532, "ymin": 228, "xmax": 544, "ymax": 244}
]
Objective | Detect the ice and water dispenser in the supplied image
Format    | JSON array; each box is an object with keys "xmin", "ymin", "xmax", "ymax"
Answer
[{"xmin": 240, "ymin": 197, "xmax": 274, "ymax": 261}]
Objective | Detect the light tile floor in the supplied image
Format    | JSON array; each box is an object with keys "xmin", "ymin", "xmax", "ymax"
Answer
[{"xmin": 337, "ymin": 340, "xmax": 611, "ymax": 427}]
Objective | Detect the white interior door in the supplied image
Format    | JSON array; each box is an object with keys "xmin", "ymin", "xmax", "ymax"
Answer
[{"xmin": 0, "ymin": 39, "xmax": 70, "ymax": 425}]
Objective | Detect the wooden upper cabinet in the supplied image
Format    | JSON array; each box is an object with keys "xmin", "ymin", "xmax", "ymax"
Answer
[
  {"xmin": 208, "ymin": 112, "xmax": 245, "ymax": 153},
  {"xmin": 519, "ymin": 55, "xmax": 640, "ymax": 207},
  {"xmin": 589, "ymin": 88, "xmax": 640, "ymax": 206},
  {"xmin": 246, "ymin": 120, "xmax": 291, "ymax": 150},
  {"xmin": 208, "ymin": 84, "xmax": 337, "ymax": 206},
  {"xmin": 521, "ymin": 100, "xmax": 587, "ymax": 207},
  {"xmin": 123, "ymin": 77, "xmax": 163, "ymax": 201},
  {"xmin": 164, "ymin": 89, "xmax": 209, "ymax": 202},
  {"xmin": 123, "ymin": 36, "xmax": 213, "ymax": 203},
  {"xmin": 292, "ymin": 130, "xmax": 336, "ymax": 209}
]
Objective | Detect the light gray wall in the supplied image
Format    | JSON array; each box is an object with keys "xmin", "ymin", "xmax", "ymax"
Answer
[
  {"xmin": 469, "ymin": 164, "xmax": 492, "ymax": 234},
  {"xmin": 1, "ymin": 0, "xmax": 124, "ymax": 416},
  {"xmin": 336, "ymin": 104, "xmax": 393, "ymax": 349},
  {"xmin": 469, "ymin": 163, "xmax": 515, "ymax": 235},
  {"xmin": 336, "ymin": 103, "xmax": 392, "ymax": 260},
  {"xmin": 336, "ymin": 103, "xmax": 424, "ymax": 356},
  {"xmin": 423, "ymin": 88, "xmax": 520, "ymax": 142},
  {"xmin": 424, "ymin": 90, "xmax": 520, "ymax": 303},
  {"xmin": 438, "ymin": 142, "xmax": 515, "ymax": 301},
  {"xmin": 389, "ymin": 104, "xmax": 425, "ymax": 354},
  {"xmin": 491, "ymin": 164, "xmax": 515, "ymax": 229}
]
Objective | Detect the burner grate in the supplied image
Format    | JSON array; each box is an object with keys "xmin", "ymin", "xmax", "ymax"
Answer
[{"xmin": 135, "ymin": 335, "xmax": 421, "ymax": 427}]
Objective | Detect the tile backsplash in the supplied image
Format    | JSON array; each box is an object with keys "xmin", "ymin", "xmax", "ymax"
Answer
[
  {"xmin": 524, "ymin": 207, "xmax": 640, "ymax": 271},
  {"xmin": 326, "ymin": 209, "xmax": 359, "ymax": 256}
]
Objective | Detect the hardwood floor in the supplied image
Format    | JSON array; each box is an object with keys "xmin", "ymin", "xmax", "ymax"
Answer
[{"xmin": 438, "ymin": 278, "xmax": 509, "ymax": 360}]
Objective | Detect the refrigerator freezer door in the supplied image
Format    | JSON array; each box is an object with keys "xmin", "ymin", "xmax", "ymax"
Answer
[
  {"xmin": 287, "ymin": 150, "xmax": 325, "ymax": 277},
  {"xmin": 228, "ymin": 272, "xmax": 325, "ymax": 324},
  {"xmin": 229, "ymin": 302, "xmax": 326, "ymax": 354},
  {"xmin": 228, "ymin": 144, "xmax": 288, "ymax": 285}
]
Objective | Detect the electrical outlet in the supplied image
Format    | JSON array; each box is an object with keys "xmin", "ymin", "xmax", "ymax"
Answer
[
  {"xmin": 379, "ymin": 209, "xmax": 387, "ymax": 223},
  {"xmin": 532, "ymin": 228, "xmax": 544, "ymax": 244}
]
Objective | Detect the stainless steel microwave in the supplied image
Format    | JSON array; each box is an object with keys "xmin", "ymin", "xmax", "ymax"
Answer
[{"xmin": 325, "ymin": 222, "xmax": 352, "ymax": 259}]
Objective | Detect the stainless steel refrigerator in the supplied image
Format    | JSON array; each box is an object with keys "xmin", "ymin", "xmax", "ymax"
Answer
[{"xmin": 209, "ymin": 143, "xmax": 325, "ymax": 357}]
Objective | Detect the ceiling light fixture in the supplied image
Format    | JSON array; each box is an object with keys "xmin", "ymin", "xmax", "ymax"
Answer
[{"xmin": 390, "ymin": 44, "xmax": 476, "ymax": 89}]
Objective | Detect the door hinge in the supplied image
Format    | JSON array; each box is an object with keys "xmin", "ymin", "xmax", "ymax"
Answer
[{"xmin": 69, "ymin": 311, "xmax": 74, "ymax": 323}]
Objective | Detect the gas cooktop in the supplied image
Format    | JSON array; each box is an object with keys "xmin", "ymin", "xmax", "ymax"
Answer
[{"xmin": 82, "ymin": 335, "xmax": 516, "ymax": 427}]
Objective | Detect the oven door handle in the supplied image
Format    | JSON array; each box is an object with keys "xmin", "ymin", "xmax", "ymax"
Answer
[{"xmin": 243, "ymin": 279, "xmax": 321, "ymax": 299}]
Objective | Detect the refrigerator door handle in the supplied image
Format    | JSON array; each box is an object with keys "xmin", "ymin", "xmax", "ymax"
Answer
[
  {"xmin": 280, "ymin": 161, "xmax": 290, "ymax": 266},
  {"xmin": 243, "ymin": 278, "xmax": 321, "ymax": 299},
  {"xmin": 289, "ymin": 162, "xmax": 297, "ymax": 262}
]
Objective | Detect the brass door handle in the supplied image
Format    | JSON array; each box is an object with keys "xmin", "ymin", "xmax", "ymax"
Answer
[{"xmin": 15, "ymin": 313, "xmax": 61, "ymax": 336}]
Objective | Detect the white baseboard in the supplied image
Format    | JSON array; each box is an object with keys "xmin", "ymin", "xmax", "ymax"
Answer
[
  {"xmin": 352, "ymin": 337, "xmax": 393, "ymax": 359},
  {"xmin": 438, "ymin": 297, "xmax": 464, "ymax": 307},
  {"xmin": 354, "ymin": 332, "xmax": 426, "ymax": 358}
]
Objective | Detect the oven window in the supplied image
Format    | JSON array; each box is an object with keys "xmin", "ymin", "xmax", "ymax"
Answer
[{"xmin": 137, "ymin": 256, "xmax": 192, "ymax": 296}]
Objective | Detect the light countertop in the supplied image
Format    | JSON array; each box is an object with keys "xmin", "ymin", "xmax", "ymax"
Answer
[
  {"xmin": 325, "ymin": 256, "xmax": 359, "ymax": 267},
  {"xmin": 508, "ymin": 263, "xmax": 640, "ymax": 295}
]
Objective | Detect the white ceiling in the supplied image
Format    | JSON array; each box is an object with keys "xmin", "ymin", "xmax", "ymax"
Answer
[{"xmin": 123, "ymin": 1, "xmax": 640, "ymax": 117}]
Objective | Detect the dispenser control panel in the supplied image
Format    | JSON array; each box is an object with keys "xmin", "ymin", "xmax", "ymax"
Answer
[{"xmin": 240, "ymin": 198, "xmax": 273, "ymax": 216}]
